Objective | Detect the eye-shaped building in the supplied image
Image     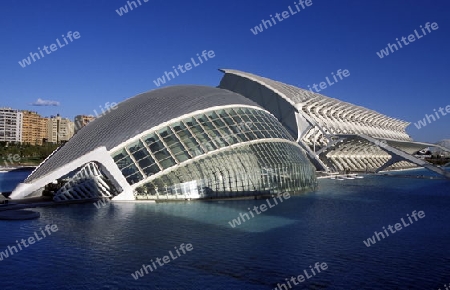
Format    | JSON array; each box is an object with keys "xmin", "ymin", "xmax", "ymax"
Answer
[{"xmin": 11, "ymin": 85, "xmax": 317, "ymax": 201}]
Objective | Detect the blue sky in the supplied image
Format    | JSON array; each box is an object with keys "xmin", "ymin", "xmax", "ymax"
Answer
[{"xmin": 1, "ymin": 0, "xmax": 449, "ymax": 143}]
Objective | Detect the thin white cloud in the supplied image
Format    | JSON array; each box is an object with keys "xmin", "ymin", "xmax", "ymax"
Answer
[{"xmin": 30, "ymin": 98, "xmax": 60, "ymax": 106}]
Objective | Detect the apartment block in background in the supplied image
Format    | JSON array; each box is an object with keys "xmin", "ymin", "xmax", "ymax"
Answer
[
  {"xmin": 21, "ymin": 110, "xmax": 48, "ymax": 145},
  {"xmin": 47, "ymin": 114, "xmax": 74, "ymax": 143},
  {"xmin": 0, "ymin": 107, "xmax": 23, "ymax": 143}
]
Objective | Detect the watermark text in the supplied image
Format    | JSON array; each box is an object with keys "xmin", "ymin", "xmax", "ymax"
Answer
[
  {"xmin": 229, "ymin": 192, "xmax": 290, "ymax": 228},
  {"xmin": 363, "ymin": 210, "xmax": 425, "ymax": 247},
  {"xmin": 273, "ymin": 262, "xmax": 328, "ymax": 289},
  {"xmin": 307, "ymin": 69, "xmax": 350, "ymax": 93},
  {"xmin": 153, "ymin": 50, "xmax": 215, "ymax": 87},
  {"xmin": 250, "ymin": 0, "xmax": 313, "ymax": 35},
  {"xmin": 131, "ymin": 243, "xmax": 193, "ymax": 280},
  {"xmin": 0, "ymin": 224, "xmax": 58, "ymax": 262},
  {"xmin": 18, "ymin": 31, "xmax": 81, "ymax": 68},
  {"xmin": 414, "ymin": 104, "xmax": 450, "ymax": 129},
  {"xmin": 376, "ymin": 22, "xmax": 439, "ymax": 59}
]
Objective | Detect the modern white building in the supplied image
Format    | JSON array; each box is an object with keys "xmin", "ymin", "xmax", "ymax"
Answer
[
  {"xmin": 218, "ymin": 69, "xmax": 450, "ymax": 177},
  {"xmin": 10, "ymin": 86, "xmax": 317, "ymax": 201},
  {"xmin": 0, "ymin": 108, "xmax": 23, "ymax": 143}
]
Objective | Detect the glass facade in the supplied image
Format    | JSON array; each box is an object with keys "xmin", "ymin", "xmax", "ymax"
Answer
[{"xmin": 111, "ymin": 107, "xmax": 317, "ymax": 200}]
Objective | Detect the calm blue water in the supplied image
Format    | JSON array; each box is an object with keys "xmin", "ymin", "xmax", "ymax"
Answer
[
  {"xmin": 0, "ymin": 169, "xmax": 449, "ymax": 290},
  {"xmin": 0, "ymin": 170, "xmax": 32, "ymax": 193}
]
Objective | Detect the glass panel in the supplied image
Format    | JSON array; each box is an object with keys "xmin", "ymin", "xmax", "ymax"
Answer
[
  {"xmin": 159, "ymin": 128, "xmax": 190, "ymax": 163},
  {"xmin": 145, "ymin": 182, "xmax": 158, "ymax": 196},
  {"xmin": 202, "ymin": 114, "xmax": 228, "ymax": 148},
  {"xmin": 171, "ymin": 122, "xmax": 204, "ymax": 157},
  {"xmin": 130, "ymin": 141, "xmax": 316, "ymax": 199},
  {"xmin": 257, "ymin": 111, "xmax": 282, "ymax": 138},
  {"xmin": 234, "ymin": 108, "xmax": 258, "ymax": 140},
  {"xmin": 233, "ymin": 114, "xmax": 253, "ymax": 141},
  {"xmin": 136, "ymin": 157, "xmax": 153, "ymax": 170},
  {"xmin": 126, "ymin": 172, "xmax": 143, "ymax": 185},
  {"xmin": 268, "ymin": 114, "xmax": 291, "ymax": 139},
  {"xmin": 116, "ymin": 155, "xmax": 134, "ymax": 170},
  {"xmin": 143, "ymin": 133, "xmax": 158, "ymax": 148},
  {"xmin": 142, "ymin": 163, "xmax": 160, "ymax": 176},
  {"xmin": 207, "ymin": 111, "xmax": 238, "ymax": 145},
  {"xmin": 127, "ymin": 140, "xmax": 146, "ymax": 154},
  {"xmin": 121, "ymin": 163, "xmax": 138, "ymax": 177},
  {"xmin": 158, "ymin": 128, "xmax": 177, "ymax": 147},
  {"xmin": 248, "ymin": 111, "xmax": 271, "ymax": 138},
  {"xmin": 244, "ymin": 113, "xmax": 266, "ymax": 139},
  {"xmin": 226, "ymin": 108, "xmax": 250, "ymax": 142},
  {"xmin": 112, "ymin": 149, "xmax": 128, "ymax": 163},
  {"xmin": 130, "ymin": 147, "xmax": 150, "ymax": 161},
  {"xmin": 143, "ymin": 133, "xmax": 176, "ymax": 169},
  {"xmin": 184, "ymin": 118, "xmax": 217, "ymax": 152},
  {"xmin": 110, "ymin": 107, "xmax": 316, "ymax": 193},
  {"xmin": 152, "ymin": 178, "xmax": 166, "ymax": 195},
  {"xmin": 217, "ymin": 110, "xmax": 243, "ymax": 144},
  {"xmin": 158, "ymin": 156, "xmax": 176, "ymax": 170},
  {"xmin": 173, "ymin": 151, "xmax": 190, "ymax": 163},
  {"xmin": 121, "ymin": 163, "xmax": 143, "ymax": 185},
  {"xmin": 195, "ymin": 114, "xmax": 227, "ymax": 148}
]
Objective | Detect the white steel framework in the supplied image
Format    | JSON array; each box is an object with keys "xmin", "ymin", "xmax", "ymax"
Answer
[{"xmin": 219, "ymin": 69, "xmax": 449, "ymax": 177}]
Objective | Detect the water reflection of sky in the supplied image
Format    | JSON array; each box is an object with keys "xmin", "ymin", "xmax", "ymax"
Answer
[
  {"xmin": 0, "ymin": 170, "xmax": 32, "ymax": 192},
  {"xmin": 108, "ymin": 201, "xmax": 297, "ymax": 233}
]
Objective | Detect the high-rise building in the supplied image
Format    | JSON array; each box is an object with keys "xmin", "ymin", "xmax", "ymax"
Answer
[
  {"xmin": 21, "ymin": 110, "xmax": 48, "ymax": 145},
  {"xmin": 40, "ymin": 117, "xmax": 48, "ymax": 143},
  {"xmin": 47, "ymin": 115, "xmax": 74, "ymax": 143},
  {"xmin": 74, "ymin": 115, "xmax": 95, "ymax": 133},
  {"xmin": 47, "ymin": 117, "xmax": 58, "ymax": 143},
  {"xmin": 58, "ymin": 117, "xmax": 74, "ymax": 142},
  {"xmin": 0, "ymin": 108, "xmax": 23, "ymax": 143}
]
